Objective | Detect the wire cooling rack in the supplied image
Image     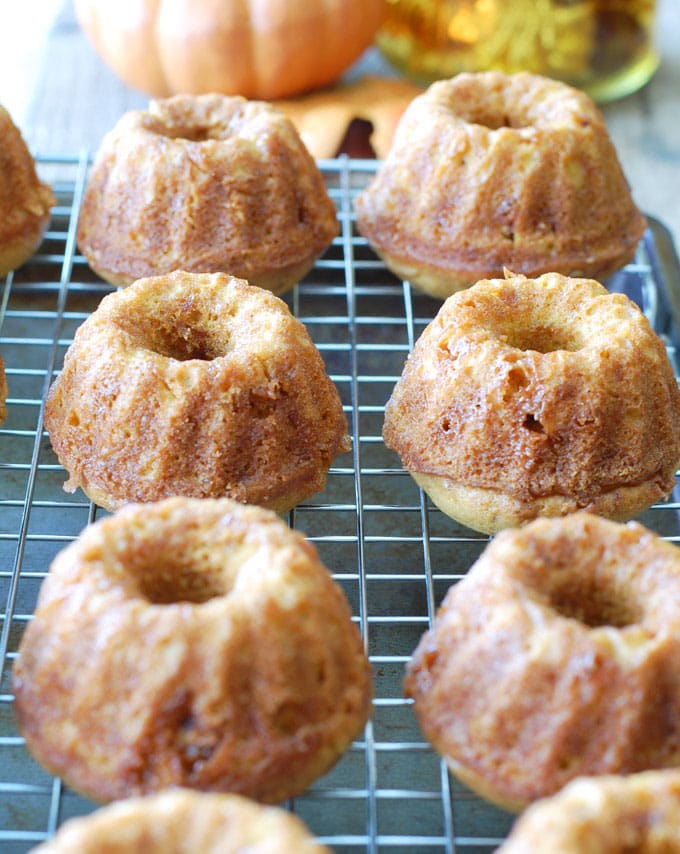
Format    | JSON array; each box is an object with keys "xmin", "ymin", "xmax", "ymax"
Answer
[{"xmin": 2, "ymin": 154, "xmax": 680, "ymax": 853}]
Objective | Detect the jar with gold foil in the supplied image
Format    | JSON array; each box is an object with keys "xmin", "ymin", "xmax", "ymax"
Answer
[{"xmin": 376, "ymin": 0, "xmax": 659, "ymax": 102}]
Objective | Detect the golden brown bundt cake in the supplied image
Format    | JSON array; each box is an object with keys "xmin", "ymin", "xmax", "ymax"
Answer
[
  {"xmin": 498, "ymin": 770, "xmax": 680, "ymax": 853},
  {"xmin": 13, "ymin": 497, "xmax": 372, "ymax": 804},
  {"xmin": 405, "ymin": 513, "xmax": 680, "ymax": 812},
  {"xmin": 0, "ymin": 105, "xmax": 55, "ymax": 277},
  {"xmin": 32, "ymin": 789, "xmax": 330, "ymax": 853},
  {"xmin": 76, "ymin": 94, "xmax": 338, "ymax": 294},
  {"xmin": 383, "ymin": 272, "xmax": 680, "ymax": 535},
  {"xmin": 44, "ymin": 271, "xmax": 350, "ymax": 512},
  {"xmin": 0, "ymin": 353, "xmax": 7, "ymax": 425},
  {"xmin": 355, "ymin": 71, "xmax": 646, "ymax": 298}
]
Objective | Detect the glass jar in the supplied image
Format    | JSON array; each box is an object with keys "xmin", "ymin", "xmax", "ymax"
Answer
[{"xmin": 376, "ymin": 0, "xmax": 659, "ymax": 102}]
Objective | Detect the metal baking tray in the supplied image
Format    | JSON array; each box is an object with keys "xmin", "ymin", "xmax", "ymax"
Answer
[{"xmin": 2, "ymin": 155, "xmax": 680, "ymax": 853}]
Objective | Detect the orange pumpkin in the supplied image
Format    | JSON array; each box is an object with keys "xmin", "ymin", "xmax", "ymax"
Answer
[{"xmin": 74, "ymin": 0, "xmax": 386, "ymax": 100}]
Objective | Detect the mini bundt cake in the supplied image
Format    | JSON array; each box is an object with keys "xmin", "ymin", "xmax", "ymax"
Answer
[
  {"xmin": 355, "ymin": 71, "xmax": 646, "ymax": 298},
  {"xmin": 498, "ymin": 770, "xmax": 680, "ymax": 853},
  {"xmin": 0, "ymin": 105, "xmax": 54, "ymax": 277},
  {"xmin": 405, "ymin": 513, "xmax": 680, "ymax": 812},
  {"xmin": 76, "ymin": 94, "xmax": 338, "ymax": 294},
  {"xmin": 13, "ymin": 497, "xmax": 372, "ymax": 804},
  {"xmin": 383, "ymin": 271, "xmax": 680, "ymax": 535},
  {"xmin": 44, "ymin": 271, "xmax": 350, "ymax": 512},
  {"xmin": 32, "ymin": 790, "xmax": 329, "ymax": 853}
]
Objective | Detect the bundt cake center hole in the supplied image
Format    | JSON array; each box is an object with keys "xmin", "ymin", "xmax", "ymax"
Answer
[
  {"xmin": 157, "ymin": 123, "xmax": 219, "ymax": 142},
  {"xmin": 138, "ymin": 569, "xmax": 227, "ymax": 604},
  {"xmin": 136, "ymin": 559, "xmax": 231, "ymax": 605},
  {"xmin": 480, "ymin": 112, "xmax": 524, "ymax": 130},
  {"xmin": 143, "ymin": 327, "xmax": 223, "ymax": 361},
  {"xmin": 116, "ymin": 310, "xmax": 226, "ymax": 361},
  {"xmin": 503, "ymin": 323, "xmax": 582, "ymax": 353},
  {"xmin": 156, "ymin": 337, "xmax": 216, "ymax": 361},
  {"xmin": 548, "ymin": 582, "xmax": 641, "ymax": 629},
  {"xmin": 522, "ymin": 414, "xmax": 544, "ymax": 434},
  {"xmin": 452, "ymin": 103, "xmax": 528, "ymax": 130}
]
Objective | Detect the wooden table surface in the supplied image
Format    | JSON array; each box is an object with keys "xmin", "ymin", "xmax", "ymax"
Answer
[{"xmin": 3, "ymin": 0, "xmax": 679, "ymax": 253}]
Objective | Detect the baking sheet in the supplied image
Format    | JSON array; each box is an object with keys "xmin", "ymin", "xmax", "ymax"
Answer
[{"xmin": 1, "ymin": 154, "xmax": 680, "ymax": 853}]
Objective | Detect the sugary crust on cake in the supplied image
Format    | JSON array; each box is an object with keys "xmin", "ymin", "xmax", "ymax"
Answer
[
  {"xmin": 33, "ymin": 789, "xmax": 330, "ymax": 852},
  {"xmin": 44, "ymin": 271, "xmax": 350, "ymax": 512},
  {"xmin": 405, "ymin": 513, "xmax": 680, "ymax": 811},
  {"xmin": 498, "ymin": 770, "xmax": 680, "ymax": 852},
  {"xmin": 383, "ymin": 272, "xmax": 680, "ymax": 534},
  {"xmin": 355, "ymin": 71, "xmax": 646, "ymax": 297},
  {"xmin": 13, "ymin": 498, "xmax": 372, "ymax": 805},
  {"xmin": 0, "ymin": 106, "xmax": 55, "ymax": 277},
  {"xmin": 76, "ymin": 94, "xmax": 338, "ymax": 293}
]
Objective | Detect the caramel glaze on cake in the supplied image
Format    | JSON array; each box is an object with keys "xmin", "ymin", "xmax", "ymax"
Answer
[
  {"xmin": 383, "ymin": 272, "xmax": 680, "ymax": 535},
  {"xmin": 76, "ymin": 94, "xmax": 338, "ymax": 294},
  {"xmin": 0, "ymin": 105, "xmax": 55, "ymax": 277},
  {"xmin": 405, "ymin": 513, "xmax": 680, "ymax": 812},
  {"xmin": 13, "ymin": 497, "xmax": 372, "ymax": 805},
  {"xmin": 498, "ymin": 770, "xmax": 680, "ymax": 853},
  {"xmin": 355, "ymin": 71, "xmax": 646, "ymax": 298},
  {"xmin": 44, "ymin": 271, "xmax": 350, "ymax": 513}
]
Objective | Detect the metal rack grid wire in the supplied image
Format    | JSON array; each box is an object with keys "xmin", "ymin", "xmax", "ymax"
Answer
[{"xmin": 2, "ymin": 154, "xmax": 680, "ymax": 853}]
